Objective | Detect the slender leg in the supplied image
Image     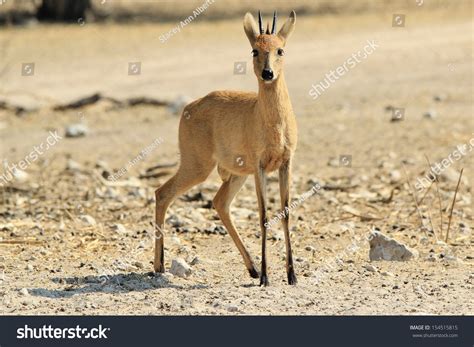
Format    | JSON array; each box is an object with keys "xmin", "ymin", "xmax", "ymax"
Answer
[
  {"xmin": 279, "ymin": 159, "xmax": 297, "ymax": 285},
  {"xmin": 213, "ymin": 174, "xmax": 259, "ymax": 279},
  {"xmin": 255, "ymin": 164, "xmax": 269, "ymax": 286},
  {"xmin": 154, "ymin": 164, "xmax": 214, "ymax": 273}
]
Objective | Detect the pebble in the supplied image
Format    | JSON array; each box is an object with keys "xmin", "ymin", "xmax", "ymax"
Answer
[
  {"xmin": 423, "ymin": 110, "xmax": 437, "ymax": 119},
  {"xmin": 19, "ymin": 288, "xmax": 29, "ymax": 296},
  {"xmin": 226, "ymin": 305, "xmax": 239, "ymax": 312},
  {"xmin": 363, "ymin": 264, "xmax": 378, "ymax": 272},
  {"xmin": 66, "ymin": 159, "xmax": 82, "ymax": 171},
  {"xmin": 166, "ymin": 215, "xmax": 183, "ymax": 228},
  {"xmin": 169, "ymin": 258, "xmax": 192, "ymax": 278},
  {"xmin": 111, "ymin": 223, "xmax": 127, "ymax": 233},
  {"xmin": 381, "ymin": 271, "xmax": 395, "ymax": 277},
  {"xmin": 13, "ymin": 168, "xmax": 29, "ymax": 182},
  {"xmin": 26, "ymin": 264, "xmax": 34, "ymax": 271},
  {"xmin": 305, "ymin": 245, "xmax": 315, "ymax": 252},
  {"xmin": 133, "ymin": 261, "xmax": 144, "ymax": 269},
  {"xmin": 369, "ymin": 230, "xmax": 417, "ymax": 261},
  {"xmin": 189, "ymin": 256, "xmax": 200, "ymax": 265},
  {"xmin": 79, "ymin": 215, "xmax": 96, "ymax": 226},
  {"xmin": 389, "ymin": 170, "xmax": 402, "ymax": 183},
  {"xmin": 65, "ymin": 123, "xmax": 88, "ymax": 138},
  {"xmin": 170, "ymin": 236, "xmax": 181, "ymax": 245}
]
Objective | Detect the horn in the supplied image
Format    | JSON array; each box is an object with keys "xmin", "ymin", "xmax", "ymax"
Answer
[
  {"xmin": 271, "ymin": 11, "xmax": 277, "ymax": 34},
  {"xmin": 258, "ymin": 10, "xmax": 264, "ymax": 34},
  {"xmin": 265, "ymin": 23, "xmax": 270, "ymax": 34}
]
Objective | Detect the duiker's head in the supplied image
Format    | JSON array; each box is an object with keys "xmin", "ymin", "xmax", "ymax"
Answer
[{"xmin": 243, "ymin": 11, "xmax": 296, "ymax": 84}]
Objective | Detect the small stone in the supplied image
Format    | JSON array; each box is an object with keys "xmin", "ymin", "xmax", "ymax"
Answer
[
  {"xmin": 169, "ymin": 258, "xmax": 192, "ymax": 278},
  {"xmin": 363, "ymin": 264, "xmax": 378, "ymax": 272},
  {"xmin": 389, "ymin": 170, "xmax": 402, "ymax": 183},
  {"xmin": 12, "ymin": 168, "xmax": 29, "ymax": 182},
  {"xmin": 423, "ymin": 110, "xmax": 437, "ymax": 119},
  {"xmin": 66, "ymin": 159, "xmax": 82, "ymax": 171},
  {"xmin": 305, "ymin": 245, "xmax": 315, "ymax": 252},
  {"xmin": 189, "ymin": 256, "xmax": 199, "ymax": 265},
  {"xmin": 380, "ymin": 271, "xmax": 395, "ymax": 277},
  {"xmin": 65, "ymin": 124, "xmax": 88, "ymax": 138},
  {"xmin": 271, "ymin": 230, "xmax": 284, "ymax": 241},
  {"xmin": 170, "ymin": 236, "xmax": 181, "ymax": 245},
  {"xmin": 226, "ymin": 305, "xmax": 239, "ymax": 312},
  {"xmin": 26, "ymin": 264, "xmax": 34, "ymax": 271},
  {"xmin": 79, "ymin": 215, "xmax": 96, "ymax": 226},
  {"xmin": 0, "ymin": 223, "xmax": 14, "ymax": 231},
  {"xmin": 166, "ymin": 215, "xmax": 183, "ymax": 228},
  {"xmin": 111, "ymin": 223, "xmax": 127, "ymax": 233},
  {"xmin": 369, "ymin": 230, "xmax": 417, "ymax": 261},
  {"xmin": 133, "ymin": 261, "xmax": 144, "ymax": 269},
  {"xmin": 19, "ymin": 288, "xmax": 29, "ymax": 296}
]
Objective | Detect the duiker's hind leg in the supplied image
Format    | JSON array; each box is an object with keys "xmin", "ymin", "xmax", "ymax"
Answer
[
  {"xmin": 154, "ymin": 160, "xmax": 215, "ymax": 273},
  {"xmin": 213, "ymin": 169, "xmax": 259, "ymax": 279}
]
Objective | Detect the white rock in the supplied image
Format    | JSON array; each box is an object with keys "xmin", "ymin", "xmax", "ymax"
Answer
[
  {"xmin": 13, "ymin": 168, "xmax": 29, "ymax": 182},
  {"xmin": 389, "ymin": 170, "xmax": 402, "ymax": 183},
  {"xmin": 363, "ymin": 264, "xmax": 378, "ymax": 272},
  {"xmin": 19, "ymin": 288, "xmax": 29, "ymax": 296},
  {"xmin": 65, "ymin": 124, "xmax": 88, "ymax": 138},
  {"xmin": 380, "ymin": 271, "xmax": 395, "ymax": 277},
  {"xmin": 66, "ymin": 159, "xmax": 82, "ymax": 171},
  {"xmin": 79, "ymin": 215, "xmax": 96, "ymax": 226},
  {"xmin": 170, "ymin": 236, "xmax": 181, "ymax": 245},
  {"xmin": 111, "ymin": 223, "xmax": 127, "ymax": 233},
  {"xmin": 369, "ymin": 231, "xmax": 417, "ymax": 261},
  {"xmin": 169, "ymin": 258, "xmax": 192, "ymax": 278}
]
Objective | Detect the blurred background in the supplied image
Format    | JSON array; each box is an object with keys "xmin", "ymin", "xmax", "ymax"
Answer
[{"xmin": 0, "ymin": 0, "xmax": 472, "ymax": 315}]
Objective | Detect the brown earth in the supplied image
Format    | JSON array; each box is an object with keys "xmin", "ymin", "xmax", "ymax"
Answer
[{"xmin": 0, "ymin": 5, "xmax": 472, "ymax": 315}]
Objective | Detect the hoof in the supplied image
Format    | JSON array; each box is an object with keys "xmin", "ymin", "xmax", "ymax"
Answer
[
  {"xmin": 154, "ymin": 264, "xmax": 165, "ymax": 273},
  {"xmin": 287, "ymin": 270, "xmax": 297, "ymax": 285},
  {"xmin": 248, "ymin": 267, "xmax": 260, "ymax": 279},
  {"xmin": 260, "ymin": 274, "xmax": 269, "ymax": 287}
]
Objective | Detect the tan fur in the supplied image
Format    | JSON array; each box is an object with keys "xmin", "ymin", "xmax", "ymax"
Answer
[{"xmin": 154, "ymin": 11, "xmax": 298, "ymax": 286}]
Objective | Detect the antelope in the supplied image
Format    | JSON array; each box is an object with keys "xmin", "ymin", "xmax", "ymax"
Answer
[{"xmin": 154, "ymin": 10, "xmax": 297, "ymax": 286}]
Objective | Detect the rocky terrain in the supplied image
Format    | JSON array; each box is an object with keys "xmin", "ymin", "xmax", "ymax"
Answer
[{"xmin": 0, "ymin": 4, "xmax": 472, "ymax": 315}]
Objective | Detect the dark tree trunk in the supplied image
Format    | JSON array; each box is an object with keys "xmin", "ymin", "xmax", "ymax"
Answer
[{"xmin": 37, "ymin": 0, "xmax": 91, "ymax": 22}]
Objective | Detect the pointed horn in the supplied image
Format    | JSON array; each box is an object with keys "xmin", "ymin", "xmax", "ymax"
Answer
[
  {"xmin": 265, "ymin": 22, "xmax": 270, "ymax": 34},
  {"xmin": 271, "ymin": 11, "xmax": 277, "ymax": 34},
  {"xmin": 258, "ymin": 10, "xmax": 264, "ymax": 34}
]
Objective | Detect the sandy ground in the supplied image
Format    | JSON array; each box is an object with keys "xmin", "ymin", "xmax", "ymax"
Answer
[{"xmin": 0, "ymin": 6, "xmax": 473, "ymax": 315}]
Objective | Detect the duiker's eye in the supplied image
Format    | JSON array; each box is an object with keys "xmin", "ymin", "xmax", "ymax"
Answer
[
  {"xmin": 277, "ymin": 48, "xmax": 285, "ymax": 56},
  {"xmin": 252, "ymin": 49, "xmax": 258, "ymax": 57}
]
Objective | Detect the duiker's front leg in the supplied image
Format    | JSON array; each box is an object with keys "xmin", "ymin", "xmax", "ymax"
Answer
[
  {"xmin": 255, "ymin": 164, "xmax": 269, "ymax": 286},
  {"xmin": 279, "ymin": 159, "xmax": 297, "ymax": 285}
]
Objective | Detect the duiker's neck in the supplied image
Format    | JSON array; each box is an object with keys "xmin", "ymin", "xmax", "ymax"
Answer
[{"xmin": 256, "ymin": 73, "xmax": 293, "ymax": 122}]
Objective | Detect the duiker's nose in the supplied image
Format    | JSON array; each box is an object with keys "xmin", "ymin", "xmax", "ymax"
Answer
[{"xmin": 261, "ymin": 68, "xmax": 274, "ymax": 81}]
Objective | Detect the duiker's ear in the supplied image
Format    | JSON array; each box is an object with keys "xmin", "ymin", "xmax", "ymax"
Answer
[
  {"xmin": 243, "ymin": 12, "xmax": 259, "ymax": 46},
  {"xmin": 277, "ymin": 11, "xmax": 296, "ymax": 43}
]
